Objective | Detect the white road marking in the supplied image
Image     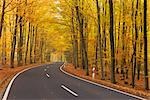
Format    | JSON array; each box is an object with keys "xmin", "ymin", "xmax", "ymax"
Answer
[
  {"xmin": 44, "ymin": 69, "xmax": 47, "ymax": 71},
  {"xmin": 46, "ymin": 73, "xmax": 50, "ymax": 78},
  {"xmin": 61, "ymin": 85, "xmax": 78, "ymax": 97},
  {"xmin": 60, "ymin": 64, "xmax": 146, "ymax": 100},
  {"xmin": 2, "ymin": 66, "xmax": 41, "ymax": 100}
]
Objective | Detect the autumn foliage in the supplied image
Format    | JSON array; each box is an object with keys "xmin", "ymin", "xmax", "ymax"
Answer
[{"xmin": 0, "ymin": 0, "xmax": 149, "ymax": 91}]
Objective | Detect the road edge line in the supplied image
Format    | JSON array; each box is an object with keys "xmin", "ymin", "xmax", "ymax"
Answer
[
  {"xmin": 60, "ymin": 64, "xmax": 146, "ymax": 100},
  {"xmin": 2, "ymin": 65, "xmax": 42, "ymax": 100}
]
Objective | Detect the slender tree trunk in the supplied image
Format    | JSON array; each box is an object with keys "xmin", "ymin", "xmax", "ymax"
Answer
[
  {"xmin": 95, "ymin": 34, "xmax": 98, "ymax": 71},
  {"xmin": 2, "ymin": 26, "xmax": 6, "ymax": 65},
  {"xmin": 132, "ymin": 0, "xmax": 139, "ymax": 88},
  {"xmin": 121, "ymin": 0, "xmax": 126, "ymax": 80},
  {"xmin": 30, "ymin": 25, "xmax": 34, "ymax": 64},
  {"xmin": 40, "ymin": 38, "xmax": 44, "ymax": 63},
  {"xmin": 25, "ymin": 22, "xmax": 30, "ymax": 64},
  {"xmin": 96, "ymin": 0, "xmax": 104, "ymax": 80},
  {"xmin": 17, "ymin": 16, "xmax": 23, "ymax": 66},
  {"xmin": 116, "ymin": 2, "xmax": 121, "ymax": 74},
  {"xmin": 102, "ymin": 0, "xmax": 107, "ymax": 77},
  {"xmin": 137, "ymin": 12, "xmax": 143, "ymax": 80},
  {"xmin": 143, "ymin": 0, "xmax": 149, "ymax": 90},
  {"xmin": 108, "ymin": 0, "xmax": 116, "ymax": 83},
  {"xmin": 10, "ymin": 11, "xmax": 18, "ymax": 68},
  {"xmin": 33, "ymin": 26, "xmax": 38, "ymax": 63},
  {"xmin": 0, "ymin": 0, "xmax": 6, "ymax": 38},
  {"xmin": 71, "ymin": 8, "xmax": 78, "ymax": 69},
  {"xmin": 131, "ymin": 0, "xmax": 135, "ymax": 86},
  {"xmin": 75, "ymin": 0, "xmax": 89, "ymax": 75}
]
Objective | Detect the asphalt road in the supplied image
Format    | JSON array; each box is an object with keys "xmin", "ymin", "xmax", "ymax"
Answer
[{"xmin": 3, "ymin": 62, "xmax": 141, "ymax": 100}]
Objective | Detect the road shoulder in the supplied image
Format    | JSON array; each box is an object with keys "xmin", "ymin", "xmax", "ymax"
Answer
[{"xmin": 61, "ymin": 63, "xmax": 150, "ymax": 100}]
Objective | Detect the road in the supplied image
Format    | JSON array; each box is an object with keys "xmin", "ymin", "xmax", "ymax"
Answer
[{"xmin": 3, "ymin": 62, "xmax": 142, "ymax": 100}]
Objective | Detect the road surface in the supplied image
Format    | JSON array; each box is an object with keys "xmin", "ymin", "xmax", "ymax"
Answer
[{"xmin": 3, "ymin": 62, "xmax": 142, "ymax": 100}]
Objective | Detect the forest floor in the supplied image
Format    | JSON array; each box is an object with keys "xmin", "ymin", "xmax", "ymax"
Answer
[
  {"xmin": 0, "ymin": 63, "xmax": 48, "ymax": 99},
  {"xmin": 63, "ymin": 63, "xmax": 150, "ymax": 99}
]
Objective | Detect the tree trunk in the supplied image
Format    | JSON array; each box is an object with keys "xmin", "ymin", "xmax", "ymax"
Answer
[
  {"xmin": 10, "ymin": 11, "xmax": 18, "ymax": 68},
  {"xmin": 2, "ymin": 26, "xmax": 6, "ymax": 65},
  {"xmin": 121, "ymin": 0, "xmax": 126, "ymax": 80},
  {"xmin": 132, "ymin": 0, "xmax": 139, "ymax": 88},
  {"xmin": 33, "ymin": 26, "xmax": 38, "ymax": 63},
  {"xmin": 137, "ymin": 8, "xmax": 143, "ymax": 80},
  {"xmin": 17, "ymin": 16, "xmax": 23, "ymax": 66},
  {"xmin": 116, "ymin": 1, "xmax": 121, "ymax": 74},
  {"xmin": 96, "ymin": 0, "xmax": 104, "ymax": 80},
  {"xmin": 108, "ymin": 0, "xmax": 116, "ymax": 83},
  {"xmin": 29, "ymin": 25, "xmax": 34, "ymax": 64},
  {"xmin": 102, "ymin": 0, "xmax": 107, "ymax": 77},
  {"xmin": 143, "ymin": 0, "xmax": 149, "ymax": 90},
  {"xmin": 71, "ymin": 8, "xmax": 78, "ymax": 69},
  {"xmin": 40, "ymin": 38, "xmax": 44, "ymax": 63},
  {"xmin": 95, "ymin": 34, "xmax": 98, "ymax": 71},
  {"xmin": 25, "ymin": 22, "xmax": 30, "ymax": 64},
  {"xmin": 75, "ymin": 1, "xmax": 89, "ymax": 75},
  {"xmin": 0, "ymin": 0, "xmax": 6, "ymax": 38}
]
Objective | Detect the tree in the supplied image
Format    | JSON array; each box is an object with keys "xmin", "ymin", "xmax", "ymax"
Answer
[
  {"xmin": 17, "ymin": 16, "xmax": 23, "ymax": 66},
  {"xmin": 10, "ymin": 8, "xmax": 18, "ymax": 68},
  {"xmin": 75, "ymin": 0, "xmax": 89, "ymax": 75},
  {"xmin": 131, "ymin": 0, "xmax": 139, "ymax": 88},
  {"xmin": 108, "ymin": 0, "xmax": 116, "ymax": 83},
  {"xmin": 71, "ymin": 7, "xmax": 78, "ymax": 69},
  {"xmin": 25, "ymin": 22, "xmax": 30, "ymax": 64},
  {"xmin": 143, "ymin": 0, "xmax": 149, "ymax": 90},
  {"xmin": 29, "ymin": 25, "xmax": 34, "ymax": 64},
  {"xmin": 0, "ymin": 0, "xmax": 149, "ymax": 91},
  {"xmin": 0, "ymin": 0, "xmax": 5, "ymax": 38},
  {"xmin": 96, "ymin": 0, "xmax": 104, "ymax": 80}
]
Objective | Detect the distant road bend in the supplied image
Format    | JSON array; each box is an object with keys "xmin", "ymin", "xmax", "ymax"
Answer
[{"xmin": 2, "ymin": 62, "xmax": 145, "ymax": 100}]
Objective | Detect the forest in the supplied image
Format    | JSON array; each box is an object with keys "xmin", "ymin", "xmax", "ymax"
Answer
[{"xmin": 0, "ymin": 0, "xmax": 149, "ymax": 91}]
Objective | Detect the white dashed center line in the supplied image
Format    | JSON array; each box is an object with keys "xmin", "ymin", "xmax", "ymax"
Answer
[
  {"xmin": 46, "ymin": 73, "xmax": 50, "ymax": 78},
  {"xmin": 44, "ymin": 69, "xmax": 47, "ymax": 71},
  {"xmin": 61, "ymin": 85, "xmax": 78, "ymax": 97}
]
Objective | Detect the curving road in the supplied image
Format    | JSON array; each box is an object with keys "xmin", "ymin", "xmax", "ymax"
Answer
[{"xmin": 2, "ymin": 62, "xmax": 142, "ymax": 100}]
